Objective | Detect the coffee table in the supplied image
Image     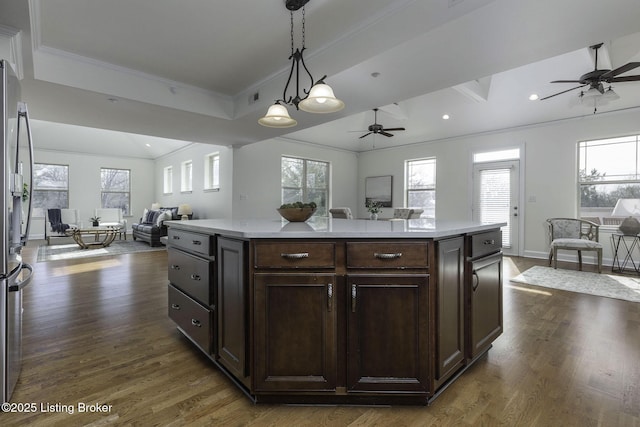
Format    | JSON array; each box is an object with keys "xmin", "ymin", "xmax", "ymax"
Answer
[{"xmin": 65, "ymin": 225, "xmax": 121, "ymax": 249}]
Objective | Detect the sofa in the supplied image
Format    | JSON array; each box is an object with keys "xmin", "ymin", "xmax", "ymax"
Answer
[{"xmin": 132, "ymin": 207, "xmax": 180, "ymax": 246}]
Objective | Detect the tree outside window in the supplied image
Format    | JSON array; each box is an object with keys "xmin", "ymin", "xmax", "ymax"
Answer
[
  {"xmin": 405, "ymin": 157, "xmax": 436, "ymax": 220},
  {"xmin": 101, "ymin": 168, "xmax": 130, "ymax": 215}
]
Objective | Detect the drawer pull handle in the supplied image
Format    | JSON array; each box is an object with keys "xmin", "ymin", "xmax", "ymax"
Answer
[
  {"xmin": 172, "ymin": 235, "xmax": 180, "ymax": 239},
  {"xmin": 351, "ymin": 284, "xmax": 357, "ymax": 313},
  {"xmin": 192, "ymin": 240, "xmax": 202, "ymax": 245},
  {"xmin": 327, "ymin": 283, "xmax": 333, "ymax": 312},
  {"xmin": 190, "ymin": 274, "xmax": 201, "ymax": 281},
  {"xmin": 374, "ymin": 252, "xmax": 402, "ymax": 259},
  {"xmin": 191, "ymin": 319, "xmax": 202, "ymax": 327},
  {"xmin": 280, "ymin": 252, "xmax": 309, "ymax": 259},
  {"xmin": 171, "ymin": 303, "xmax": 180, "ymax": 310},
  {"xmin": 170, "ymin": 265, "xmax": 180, "ymax": 270},
  {"xmin": 483, "ymin": 239, "xmax": 495, "ymax": 245}
]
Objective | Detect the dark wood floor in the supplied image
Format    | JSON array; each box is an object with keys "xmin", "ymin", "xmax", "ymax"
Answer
[{"xmin": 3, "ymin": 243, "xmax": 639, "ymax": 426}]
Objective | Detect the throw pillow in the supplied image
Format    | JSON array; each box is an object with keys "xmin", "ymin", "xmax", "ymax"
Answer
[
  {"xmin": 141, "ymin": 208, "xmax": 150, "ymax": 223},
  {"xmin": 156, "ymin": 210, "xmax": 172, "ymax": 227},
  {"xmin": 145, "ymin": 210, "xmax": 161, "ymax": 225}
]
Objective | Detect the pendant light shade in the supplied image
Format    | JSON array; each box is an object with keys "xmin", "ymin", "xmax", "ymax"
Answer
[
  {"xmin": 298, "ymin": 83, "xmax": 344, "ymax": 113},
  {"xmin": 258, "ymin": 103, "xmax": 297, "ymax": 128}
]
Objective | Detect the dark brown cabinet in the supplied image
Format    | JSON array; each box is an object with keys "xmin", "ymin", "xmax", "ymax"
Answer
[
  {"xmin": 346, "ymin": 274, "xmax": 429, "ymax": 392},
  {"xmin": 435, "ymin": 236, "xmax": 465, "ymax": 387},
  {"xmin": 217, "ymin": 237, "xmax": 248, "ymax": 381},
  {"xmin": 254, "ymin": 273, "xmax": 337, "ymax": 392}
]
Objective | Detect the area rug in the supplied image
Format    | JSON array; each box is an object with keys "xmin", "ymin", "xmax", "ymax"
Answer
[
  {"xmin": 37, "ymin": 240, "xmax": 165, "ymax": 262},
  {"xmin": 511, "ymin": 265, "xmax": 640, "ymax": 303}
]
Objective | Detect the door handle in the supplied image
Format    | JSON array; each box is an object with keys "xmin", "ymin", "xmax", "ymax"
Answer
[{"xmin": 327, "ymin": 283, "xmax": 333, "ymax": 312}]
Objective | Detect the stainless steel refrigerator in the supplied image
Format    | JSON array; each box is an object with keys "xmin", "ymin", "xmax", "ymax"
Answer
[{"xmin": 1, "ymin": 59, "xmax": 34, "ymax": 403}]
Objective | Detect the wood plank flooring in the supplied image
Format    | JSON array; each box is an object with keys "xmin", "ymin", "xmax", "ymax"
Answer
[{"xmin": 3, "ymin": 243, "xmax": 639, "ymax": 426}]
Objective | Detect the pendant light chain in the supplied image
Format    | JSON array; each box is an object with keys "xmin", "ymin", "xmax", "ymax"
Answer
[
  {"xmin": 301, "ymin": 6, "xmax": 306, "ymax": 49},
  {"xmin": 290, "ymin": 11, "xmax": 294, "ymax": 56}
]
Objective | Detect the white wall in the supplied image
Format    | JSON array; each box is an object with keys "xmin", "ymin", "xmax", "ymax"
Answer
[
  {"xmin": 356, "ymin": 108, "xmax": 640, "ymax": 263},
  {"xmin": 31, "ymin": 149, "xmax": 155, "ymax": 238},
  {"xmin": 232, "ymin": 138, "xmax": 358, "ymax": 219},
  {"xmin": 153, "ymin": 143, "xmax": 233, "ymax": 220}
]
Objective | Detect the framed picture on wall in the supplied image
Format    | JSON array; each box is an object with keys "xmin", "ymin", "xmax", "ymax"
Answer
[{"xmin": 365, "ymin": 175, "xmax": 392, "ymax": 207}]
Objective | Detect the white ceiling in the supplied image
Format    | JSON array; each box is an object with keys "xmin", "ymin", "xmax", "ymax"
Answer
[{"xmin": 2, "ymin": 0, "xmax": 640, "ymax": 157}]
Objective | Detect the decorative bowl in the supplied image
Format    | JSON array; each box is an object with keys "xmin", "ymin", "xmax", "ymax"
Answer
[{"xmin": 277, "ymin": 207, "xmax": 316, "ymax": 222}]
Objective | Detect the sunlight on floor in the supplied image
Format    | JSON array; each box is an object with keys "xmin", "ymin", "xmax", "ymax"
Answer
[
  {"xmin": 506, "ymin": 284, "xmax": 553, "ymax": 296},
  {"xmin": 51, "ymin": 259, "xmax": 123, "ymax": 276}
]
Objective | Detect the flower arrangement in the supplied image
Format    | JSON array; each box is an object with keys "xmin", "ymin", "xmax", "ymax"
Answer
[
  {"xmin": 89, "ymin": 216, "xmax": 101, "ymax": 226},
  {"xmin": 366, "ymin": 200, "xmax": 381, "ymax": 214}
]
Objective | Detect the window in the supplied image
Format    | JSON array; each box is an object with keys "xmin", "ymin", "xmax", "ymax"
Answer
[
  {"xmin": 204, "ymin": 152, "xmax": 220, "ymax": 191},
  {"xmin": 405, "ymin": 158, "xmax": 436, "ymax": 219},
  {"xmin": 181, "ymin": 160, "xmax": 193, "ymax": 192},
  {"xmin": 281, "ymin": 156, "xmax": 329, "ymax": 216},
  {"xmin": 101, "ymin": 168, "xmax": 130, "ymax": 215},
  {"xmin": 163, "ymin": 166, "xmax": 173, "ymax": 194},
  {"xmin": 32, "ymin": 163, "xmax": 69, "ymax": 217},
  {"xmin": 579, "ymin": 135, "xmax": 640, "ymax": 226}
]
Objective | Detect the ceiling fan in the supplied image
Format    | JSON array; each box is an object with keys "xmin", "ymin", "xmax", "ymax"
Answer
[
  {"xmin": 356, "ymin": 108, "xmax": 405, "ymax": 139},
  {"xmin": 540, "ymin": 43, "xmax": 640, "ymax": 101}
]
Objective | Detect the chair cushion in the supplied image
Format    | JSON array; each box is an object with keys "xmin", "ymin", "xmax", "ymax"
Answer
[{"xmin": 551, "ymin": 238, "xmax": 602, "ymax": 249}]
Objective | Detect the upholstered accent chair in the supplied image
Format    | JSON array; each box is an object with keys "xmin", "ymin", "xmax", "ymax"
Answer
[
  {"xmin": 393, "ymin": 208, "xmax": 424, "ymax": 219},
  {"xmin": 95, "ymin": 208, "xmax": 127, "ymax": 239},
  {"xmin": 547, "ymin": 217, "xmax": 602, "ymax": 273},
  {"xmin": 45, "ymin": 208, "xmax": 80, "ymax": 245},
  {"xmin": 329, "ymin": 207, "xmax": 353, "ymax": 219}
]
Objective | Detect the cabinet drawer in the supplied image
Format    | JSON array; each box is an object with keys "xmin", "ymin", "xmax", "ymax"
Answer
[
  {"xmin": 254, "ymin": 241, "xmax": 335, "ymax": 269},
  {"xmin": 346, "ymin": 242, "xmax": 429, "ymax": 269},
  {"xmin": 168, "ymin": 284, "xmax": 212, "ymax": 354},
  {"xmin": 168, "ymin": 229, "xmax": 214, "ymax": 256},
  {"xmin": 168, "ymin": 248, "xmax": 214, "ymax": 306},
  {"xmin": 468, "ymin": 230, "xmax": 502, "ymax": 259}
]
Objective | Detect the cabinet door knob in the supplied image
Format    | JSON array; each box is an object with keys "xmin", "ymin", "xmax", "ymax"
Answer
[
  {"xmin": 171, "ymin": 303, "xmax": 180, "ymax": 310},
  {"xmin": 280, "ymin": 252, "xmax": 309, "ymax": 259},
  {"xmin": 374, "ymin": 252, "xmax": 402, "ymax": 259},
  {"xmin": 170, "ymin": 264, "xmax": 180, "ymax": 270},
  {"xmin": 191, "ymin": 319, "xmax": 202, "ymax": 327},
  {"xmin": 190, "ymin": 274, "xmax": 201, "ymax": 281},
  {"xmin": 327, "ymin": 283, "xmax": 333, "ymax": 312}
]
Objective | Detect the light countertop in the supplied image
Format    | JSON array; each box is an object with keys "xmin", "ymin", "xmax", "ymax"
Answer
[{"xmin": 166, "ymin": 217, "xmax": 506, "ymax": 239}]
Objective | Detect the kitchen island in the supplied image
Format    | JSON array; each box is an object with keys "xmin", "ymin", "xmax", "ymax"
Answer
[{"xmin": 165, "ymin": 217, "xmax": 504, "ymax": 405}]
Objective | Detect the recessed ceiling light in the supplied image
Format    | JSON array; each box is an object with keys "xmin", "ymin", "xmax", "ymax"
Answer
[
  {"xmin": 442, "ymin": 114, "xmax": 450, "ymax": 120},
  {"xmin": 145, "ymin": 143, "xmax": 151, "ymax": 147},
  {"xmin": 529, "ymin": 94, "xmax": 539, "ymax": 101}
]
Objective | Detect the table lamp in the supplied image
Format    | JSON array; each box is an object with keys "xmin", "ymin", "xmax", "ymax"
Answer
[
  {"xmin": 612, "ymin": 199, "xmax": 640, "ymax": 235},
  {"xmin": 151, "ymin": 202, "xmax": 161, "ymax": 210},
  {"xmin": 177, "ymin": 204, "xmax": 192, "ymax": 221}
]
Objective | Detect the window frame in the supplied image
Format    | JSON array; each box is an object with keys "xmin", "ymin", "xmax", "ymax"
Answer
[
  {"xmin": 204, "ymin": 152, "xmax": 220, "ymax": 191},
  {"xmin": 32, "ymin": 163, "xmax": 70, "ymax": 218},
  {"xmin": 100, "ymin": 167, "xmax": 131, "ymax": 216},
  {"xmin": 405, "ymin": 157, "xmax": 436, "ymax": 219},
  {"xmin": 181, "ymin": 160, "xmax": 193, "ymax": 193},
  {"xmin": 281, "ymin": 155, "xmax": 330, "ymax": 217},
  {"xmin": 163, "ymin": 166, "xmax": 173, "ymax": 194}
]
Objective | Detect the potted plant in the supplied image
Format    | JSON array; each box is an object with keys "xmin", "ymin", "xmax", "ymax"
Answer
[
  {"xmin": 366, "ymin": 200, "xmax": 382, "ymax": 220},
  {"xmin": 90, "ymin": 216, "xmax": 101, "ymax": 227}
]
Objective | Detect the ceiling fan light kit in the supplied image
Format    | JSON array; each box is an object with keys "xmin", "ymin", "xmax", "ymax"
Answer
[
  {"xmin": 258, "ymin": 0, "xmax": 344, "ymax": 128},
  {"xmin": 540, "ymin": 42, "xmax": 640, "ymax": 113}
]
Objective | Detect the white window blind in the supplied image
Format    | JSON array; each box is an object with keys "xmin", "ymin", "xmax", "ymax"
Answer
[{"xmin": 478, "ymin": 168, "xmax": 511, "ymax": 247}]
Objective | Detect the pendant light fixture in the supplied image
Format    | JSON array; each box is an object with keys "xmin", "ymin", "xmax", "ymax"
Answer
[{"xmin": 258, "ymin": 0, "xmax": 344, "ymax": 128}]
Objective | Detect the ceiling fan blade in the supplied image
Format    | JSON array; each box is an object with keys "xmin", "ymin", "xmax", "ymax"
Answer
[
  {"xmin": 382, "ymin": 127, "xmax": 405, "ymax": 132},
  {"xmin": 601, "ymin": 62, "xmax": 640, "ymax": 80},
  {"xmin": 539, "ymin": 84, "xmax": 587, "ymax": 101},
  {"xmin": 379, "ymin": 131, "xmax": 394, "ymax": 137},
  {"xmin": 359, "ymin": 132, "xmax": 373, "ymax": 139},
  {"xmin": 550, "ymin": 80, "xmax": 584, "ymax": 84},
  {"xmin": 610, "ymin": 75, "xmax": 640, "ymax": 83}
]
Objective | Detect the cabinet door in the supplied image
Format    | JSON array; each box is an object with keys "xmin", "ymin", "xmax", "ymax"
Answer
[
  {"xmin": 468, "ymin": 252, "xmax": 503, "ymax": 359},
  {"xmin": 217, "ymin": 237, "xmax": 247, "ymax": 379},
  {"xmin": 254, "ymin": 273, "xmax": 337, "ymax": 392},
  {"xmin": 346, "ymin": 274, "xmax": 429, "ymax": 393},
  {"xmin": 436, "ymin": 237, "xmax": 465, "ymax": 386}
]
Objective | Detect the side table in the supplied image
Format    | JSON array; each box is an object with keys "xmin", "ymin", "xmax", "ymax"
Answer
[{"xmin": 611, "ymin": 233, "xmax": 640, "ymax": 273}]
